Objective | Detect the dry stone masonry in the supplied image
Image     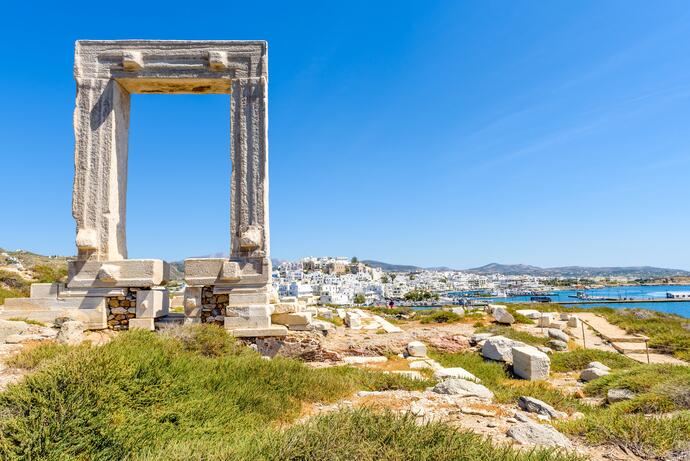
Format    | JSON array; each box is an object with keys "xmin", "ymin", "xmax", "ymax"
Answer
[{"xmin": 1, "ymin": 40, "xmax": 293, "ymax": 336}]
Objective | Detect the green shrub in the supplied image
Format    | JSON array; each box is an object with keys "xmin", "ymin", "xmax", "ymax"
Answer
[
  {"xmin": 30, "ymin": 264, "xmax": 68, "ymax": 283},
  {"xmin": 550, "ymin": 349, "xmax": 637, "ymax": 372},
  {"xmin": 254, "ymin": 409, "xmax": 584, "ymax": 461},
  {"xmin": 559, "ymin": 409, "xmax": 690, "ymax": 457},
  {"xmin": 420, "ymin": 310, "xmax": 461, "ymax": 324}
]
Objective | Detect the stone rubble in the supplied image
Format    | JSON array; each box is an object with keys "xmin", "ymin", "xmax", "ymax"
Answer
[{"xmin": 517, "ymin": 396, "xmax": 567, "ymax": 419}]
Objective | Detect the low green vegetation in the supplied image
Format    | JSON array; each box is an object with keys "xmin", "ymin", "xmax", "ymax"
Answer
[
  {"xmin": 559, "ymin": 410, "xmax": 690, "ymax": 458},
  {"xmin": 419, "ymin": 309, "xmax": 462, "ymax": 324},
  {"xmin": 550, "ymin": 349, "xmax": 637, "ymax": 372},
  {"xmin": 584, "ymin": 364, "xmax": 690, "ymax": 413},
  {"xmin": 250, "ymin": 409, "xmax": 583, "ymax": 461},
  {"xmin": 429, "ymin": 350, "xmax": 582, "ymax": 413},
  {"xmin": 432, "ymin": 348, "xmax": 690, "ymax": 456},
  {"xmin": 0, "ymin": 270, "xmax": 29, "ymax": 304},
  {"xmin": 491, "ymin": 303, "xmax": 690, "ymax": 361},
  {"xmin": 0, "ymin": 325, "xmax": 580, "ymax": 461},
  {"xmin": 29, "ymin": 264, "xmax": 68, "ymax": 283},
  {"xmin": 475, "ymin": 325, "xmax": 550, "ymax": 347},
  {"xmin": 316, "ymin": 314, "xmax": 344, "ymax": 327}
]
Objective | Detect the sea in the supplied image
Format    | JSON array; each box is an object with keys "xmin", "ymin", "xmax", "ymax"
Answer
[{"xmin": 451, "ymin": 285, "xmax": 690, "ymax": 318}]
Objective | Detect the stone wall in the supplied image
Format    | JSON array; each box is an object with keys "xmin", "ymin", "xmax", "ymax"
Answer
[
  {"xmin": 200, "ymin": 287, "xmax": 228, "ymax": 325},
  {"xmin": 107, "ymin": 289, "xmax": 137, "ymax": 330}
]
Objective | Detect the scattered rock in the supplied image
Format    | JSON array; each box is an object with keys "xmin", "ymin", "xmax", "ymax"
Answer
[
  {"xmin": 546, "ymin": 339, "xmax": 568, "ymax": 351},
  {"xmin": 587, "ymin": 361, "xmax": 611, "ymax": 372},
  {"xmin": 56, "ymin": 320, "xmax": 85, "ymax": 345},
  {"xmin": 482, "ymin": 336, "xmax": 524, "ymax": 362},
  {"xmin": 431, "ymin": 378, "xmax": 494, "ymax": 400},
  {"xmin": 537, "ymin": 346, "xmax": 553, "ymax": 354},
  {"xmin": 406, "ymin": 341, "xmax": 427, "ymax": 358},
  {"xmin": 515, "ymin": 412, "xmax": 530, "ymax": 422},
  {"xmin": 580, "ymin": 367, "xmax": 609, "ymax": 382},
  {"xmin": 512, "ymin": 346, "xmax": 550, "ymax": 381},
  {"xmin": 507, "ymin": 422, "xmax": 573, "ymax": 448},
  {"xmin": 492, "ymin": 306, "xmax": 515, "ymax": 325},
  {"xmin": 470, "ymin": 333, "xmax": 494, "ymax": 345},
  {"xmin": 518, "ymin": 396, "xmax": 567, "ymax": 419},
  {"xmin": 547, "ymin": 328, "xmax": 569, "ymax": 343},
  {"xmin": 460, "ymin": 406, "xmax": 496, "ymax": 417},
  {"xmin": 607, "ymin": 388, "xmax": 635, "ymax": 404},
  {"xmin": 432, "ymin": 367, "xmax": 479, "ymax": 382}
]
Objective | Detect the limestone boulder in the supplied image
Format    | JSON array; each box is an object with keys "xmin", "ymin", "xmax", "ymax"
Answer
[
  {"xmin": 547, "ymin": 328, "xmax": 569, "ymax": 343},
  {"xmin": 546, "ymin": 339, "xmax": 568, "ymax": 351},
  {"xmin": 516, "ymin": 309, "xmax": 542, "ymax": 319},
  {"xmin": 406, "ymin": 341, "xmax": 427, "ymax": 358},
  {"xmin": 518, "ymin": 396, "xmax": 567, "ymax": 419},
  {"xmin": 432, "ymin": 367, "xmax": 479, "ymax": 382},
  {"xmin": 56, "ymin": 320, "xmax": 85, "ymax": 345},
  {"xmin": 431, "ymin": 378, "xmax": 494, "ymax": 400},
  {"xmin": 512, "ymin": 346, "xmax": 550, "ymax": 381},
  {"xmin": 507, "ymin": 422, "xmax": 573, "ymax": 449},
  {"xmin": 580, "ymin": 367, "xmax": 610, "ymax": 382},
  {"xmin": 492, "ymin": 306, "xmax": 515, "ymax": 325},
  {"xmin": 538, "ymin": 313, "xmax": 552, "ymax": 328},
  {"xmin": 482, "ymin": 335, "xmax": 524, "ymax": 362},
  {"xmin": 607, "ymin": 388, "xmax": 635, "ymax": 404}
]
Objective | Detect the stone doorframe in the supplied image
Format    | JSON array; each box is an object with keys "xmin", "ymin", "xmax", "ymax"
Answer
[{"xmin": 72, "ymin": 40, "xmax": 269, "ymax": 263}]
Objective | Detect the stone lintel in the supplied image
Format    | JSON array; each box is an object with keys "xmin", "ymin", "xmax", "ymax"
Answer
[
  {"xmin": 67, "ymin": 259, "xmax": 170, "ymax": 288},
  {"xmin": 59, "ymin": 287, "xmax": 128, "ymax": 298},
  {"xmin": 75, "ymin": 40, "xmax": 267, "ymax": 82}
]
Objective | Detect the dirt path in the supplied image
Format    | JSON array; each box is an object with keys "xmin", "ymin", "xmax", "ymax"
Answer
[{"xmin": 576, "ymin": 313, "xmax": 688, "ymax": 365}]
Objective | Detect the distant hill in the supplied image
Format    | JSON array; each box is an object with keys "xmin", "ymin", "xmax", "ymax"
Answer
[
  {"xmin": 465, "ymin": 263, "xmax": 690, "ymax": 278},
  {"xmin": 361, "ymin": 260, "xmax": 425, "ymax": 272}
]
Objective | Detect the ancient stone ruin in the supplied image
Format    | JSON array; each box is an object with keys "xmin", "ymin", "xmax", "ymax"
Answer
[{"xmin": 2, "ymin": 40, "xmax": 300, "ymax": 336}]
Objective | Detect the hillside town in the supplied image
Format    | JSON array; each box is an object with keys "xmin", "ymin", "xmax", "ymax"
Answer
[{"xmin": 273, "ymin": 256, "xmax": 559, "ymax": 306}]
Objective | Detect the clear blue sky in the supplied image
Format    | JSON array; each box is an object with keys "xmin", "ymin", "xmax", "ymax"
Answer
[{"xmin": 1, "ymin": 1, "xmax": 690, "ymax": 269}]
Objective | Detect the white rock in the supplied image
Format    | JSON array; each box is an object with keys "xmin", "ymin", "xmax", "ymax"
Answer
[
  {"xmin": 431, "ymin": 379, "xmax": 494, "ymax": 400},
  {"xmin": 492, "ymin": 306, "xmax": 515, "ymax": 325},
  {"xmin": 482, "ymin": 336, "xmax": 524, "ymax": 362},
  {"xmin": 547, "ymin": 328, "xmax": 569, "ymax": 343},
  {"xmin": 512, "ymin": 346, "xmax": 550, "ymax": 381},
  {"xmin": 406, "ymin": 341, "xmax": 427, "ymax": 358},
  {"xmin": 518, "ymin": 396, "xmax": 567, "ymax": 419},
  {"xmin": 56, "ymin": 320, "xmax": 85, "ymax": 345},
  {"xmin": 587, "ymin": 361, "xmax": 611, "ymax": 372},
  {"xmin": 432, "ymin": 367, "xmax": 479, "ymax": 382},
  {"xmin": 546, "ymin": 340, "xmax": 568, "ymax": 351},
  {"xmin": 538, "ymin": 314, "xmax": 552, "ymax": 328},
  {"xmin": 507, "ymin": 422, "xmax": 573, "ymax": 448},
  {"xmin": 451, "ymin": 307, "xmax": 465, "ymax": 315},
  {"xmin": 580, "ymin": 367, "xmax": 609, "ymax": 382},
  {"xmin": 410, "ymin": 360, "xmax": 439, "ymax": 370},
  {"xmin": 470, "ymin": 333, "xmax": 494, "ymax": 345},
  {"xmin": 607, "ymin": 388, "xmax": 635, "ymax": 403}
]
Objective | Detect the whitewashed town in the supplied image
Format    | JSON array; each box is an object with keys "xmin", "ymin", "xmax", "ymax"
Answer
[{"xmin": 273, "ymin": 256, "xmax": 555, "ymax": 306}]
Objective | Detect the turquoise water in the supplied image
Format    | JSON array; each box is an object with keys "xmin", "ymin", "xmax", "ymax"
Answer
[{"xmin": 455, "ymin": 285, "xmax": 690, "ymax": 318}]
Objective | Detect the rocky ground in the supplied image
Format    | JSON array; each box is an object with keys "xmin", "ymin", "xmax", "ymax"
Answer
[{"xmin": 0, "ymin": 306, "xmax": 686, "ymax": 460}]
